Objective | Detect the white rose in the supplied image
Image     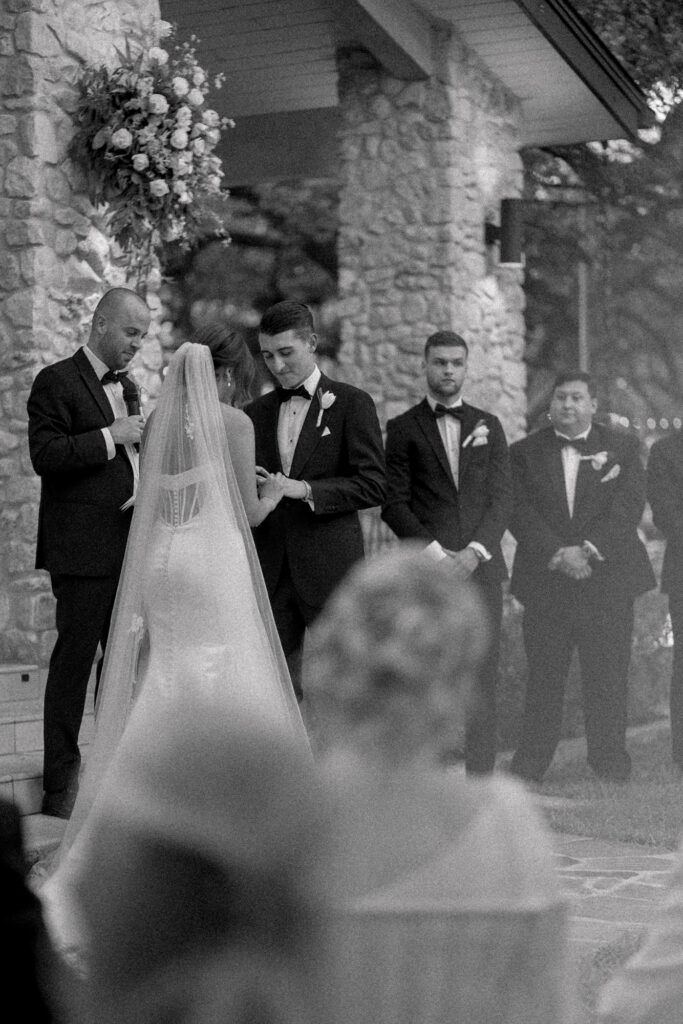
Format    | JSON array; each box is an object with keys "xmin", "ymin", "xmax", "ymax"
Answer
[
  {"xmin": 132, "ymin": 153, "xmax": 149, "ymax": 172},
  {"xmin": 187, "ymin": 88, "xmax": 204, "ymax": 108},
  {"xmin": 111, "ymin": 128, "xmax": 133, "ymax": 149},
  {"xmin": 175, "ymin": 104, "xmax": 192, "ymax": 127},
  {"xmin": 192, "ymin": 68, "xmax": 205, "ymax": 87},
  {"xmin": 156, "ymin": 20, "xmax": 173, "ymax": 38},
  {"xmin": 206, "ymin": 174, "xmax": 222, "ymax": 191},
  {"xmin": 202, "ymin": 109, "xmax": 220, "ymax": 127},
  {"xmin": 149, "ymin": 179, "xmax": 170, "ymax": 197},
  {"xmin": 170, "ymin": 129, "xmax": 189, "ymax": 150},
  {"xmin": 147, "ymin": 47, "xmax": 168, "ymax": 65},
  {"xmin": 192, "ymin": 138, "xmax": 206, "ymax": 156},
  {"xmin": 172, "ymin": 76, "xmax": 190, "ymax": 97},
  {"xmin": 205, "ymin": 128, "xmax": 220, "ymax": 147},
  {"xmin": 148, "ymin": 93, "xmax": 169, "ymax": 116}
]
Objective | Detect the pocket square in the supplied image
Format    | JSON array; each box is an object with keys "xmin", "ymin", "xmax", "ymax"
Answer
[
  {"xmin": 322, "ymin": 426, "xmax": 331, "ymax": 437},
  {"xmin": 600, "ymin": 464, "xmax": 620, "ymax": 483},
  {"xmin": 471, "ymin": 436, "xmax": 488, "ymax": 447}
]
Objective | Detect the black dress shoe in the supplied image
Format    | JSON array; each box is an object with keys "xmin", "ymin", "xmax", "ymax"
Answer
[{"xmin": 41, "ymin": 790, "xmax": 76, "ymax": 820}]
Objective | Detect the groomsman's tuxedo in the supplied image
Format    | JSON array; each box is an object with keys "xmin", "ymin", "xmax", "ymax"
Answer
[
  {"xmin": 382, "ymin": 397, "xmax": 512, "ymax": 773},
  {"xmin": 245, "ymin": 369, "xmax": 386, "ymax": 699},
  {"xmin": 647, "ymin": 431, "xmax": 683, "ymax": 769},
  {"xmin": 509, "ymin": 421, "xmax": 655, "ymax": 782},
  {"xmin": 28, "ymin": 347, "xmax": 136, "ymax": 812}
]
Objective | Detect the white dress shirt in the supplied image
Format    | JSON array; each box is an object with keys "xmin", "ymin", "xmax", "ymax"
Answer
[
  {"xmin": 277, "ymin": 366, "xmax": 321, "ymax": 476},
  {"xmin": 555, "ymin": 427, "xmax": 591, "ymax": 518},
  {"xmin": 83, "ymin": 346, "xmax": 139, "ymax": 506},
  {"xmin": 424, "ymin": 395, "xmax": 490, "ymax": 564}
]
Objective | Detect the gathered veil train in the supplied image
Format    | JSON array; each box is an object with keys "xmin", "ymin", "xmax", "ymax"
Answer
[{"xmin": 43, "ymin": 343, "xmax": 309, "ymax": 944}]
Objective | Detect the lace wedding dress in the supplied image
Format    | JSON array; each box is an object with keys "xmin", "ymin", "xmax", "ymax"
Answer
[{"xmin": 40, "ymin": 343, "xmax": 309, "ymax": 960}]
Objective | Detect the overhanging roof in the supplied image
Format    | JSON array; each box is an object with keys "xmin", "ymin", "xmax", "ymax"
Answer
[{"xmin": 160, "ymin": 0, "xmax": 652, "ymax": 183}]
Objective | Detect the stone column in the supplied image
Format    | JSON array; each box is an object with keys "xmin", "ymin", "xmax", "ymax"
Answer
[
  {"xmin": 336, "ymin": 28, "xmax": 527, "ymax": 442},
  {"xmin": 0, "ymin": 0, "xmax": 160, "ymax": 667}
]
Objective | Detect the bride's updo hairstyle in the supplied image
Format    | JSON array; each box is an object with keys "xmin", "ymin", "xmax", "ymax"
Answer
[
  {"xmin": 191, "ymin": 321, "xmax": 256, "ymax": 409},
  {"xmin": 307, "ymin": 543, "xmax": 489, "ymax": 762}
]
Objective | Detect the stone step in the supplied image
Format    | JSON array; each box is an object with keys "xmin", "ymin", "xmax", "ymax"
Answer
[
  {"xmin": 0, "ymin": 699, "xmax": 94, "ymax": 757},
  {"xmin": 0, "ymin": 715, "xmax": 94, "ymax": 815},
  {"xmin": 0, "ymin": 663, "xmax": 43, "ymax": 703}
]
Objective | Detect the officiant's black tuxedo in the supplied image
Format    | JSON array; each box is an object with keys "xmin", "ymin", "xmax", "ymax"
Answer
[
  {"xmin": 647, "ymin": 431, "xmax": 683, "ymax": 768},
  {"xmin": 381, "ymin": 399, "xmax": 512, "ymax": 773},
  {"xmin": 246, "ymin": 374, "xmax": 386, "ymax": 697},
  {"xmin": 509, "ymin": 423, "xmax": 655, "ymax": 782},
  {"xmin": 28, "ymin": 348, "xmax": 134, "ymax": 801}
]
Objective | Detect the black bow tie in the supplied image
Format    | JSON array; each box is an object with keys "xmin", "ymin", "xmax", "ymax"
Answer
[
  {"xmin": 101, "ymin": 370, "xmax": 126, "ymax": 386},
  {"xmin": 434, "ymin": 404, "xmax": 465, "ymax": 420},
  {"xmin": 556, "ymin": 434, "xmax": 588, "ymax": 452},
  {"xmin": 276, "ymin": 385, "xmax": 312, "ymax": 404}
]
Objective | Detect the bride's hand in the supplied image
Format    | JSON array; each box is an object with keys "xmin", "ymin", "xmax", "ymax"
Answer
[{"xmin": 258, "ymin": 471, "xmax": 285, "ymax": 506}]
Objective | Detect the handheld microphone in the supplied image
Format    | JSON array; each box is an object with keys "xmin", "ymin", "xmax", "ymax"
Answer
[{"xmin": 121, "ymin": 376, "xmax": 141, "ymax": 417}]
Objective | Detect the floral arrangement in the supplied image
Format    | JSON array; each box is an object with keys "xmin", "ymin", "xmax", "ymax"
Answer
[{"xmin": 69, "ymin": 22, "xmax": 233, "ymax": 270}]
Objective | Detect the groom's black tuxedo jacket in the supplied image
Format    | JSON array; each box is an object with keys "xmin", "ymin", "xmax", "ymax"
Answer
[
  {"xmin": 381, "ymin": 399, "xmax": 511, "ymax": 584},
  {"xmin": 509, "ymin": 423, "xmax": 655, "ymax": 605},
  {"xmin": 27, "ymin": 347, "xmax": 134, "ymax": 578},
  {"xmin": 245, "ymin": 374, "xmax": 386, "ymax": 608},
  {"xmin": 648, "ymin": 431, "xmax": 683, "ymax": 598}
]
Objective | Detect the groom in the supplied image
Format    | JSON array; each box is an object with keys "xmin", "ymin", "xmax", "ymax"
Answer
[{"xmin": 245, "ymin": 300, "xmax": 386, "ymax": 700}]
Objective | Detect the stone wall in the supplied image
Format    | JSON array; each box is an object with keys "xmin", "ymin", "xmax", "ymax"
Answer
[
  {"xmin": 336, "ymin": 26, "xmax": 527, "ymax": 444},
  {"xmin": 0, "ymin": 0, "xmax": 161, "ymax": 667}
]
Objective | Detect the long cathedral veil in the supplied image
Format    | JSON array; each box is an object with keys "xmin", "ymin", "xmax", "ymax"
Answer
[{"xmin": 48, "ymin": 342, "xmax": 307, "ymax": 878}]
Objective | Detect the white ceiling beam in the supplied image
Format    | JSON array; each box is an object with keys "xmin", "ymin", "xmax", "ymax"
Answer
[{"xmin": 331, "ymin": 0, "xmax": 434, "ymax": 79}]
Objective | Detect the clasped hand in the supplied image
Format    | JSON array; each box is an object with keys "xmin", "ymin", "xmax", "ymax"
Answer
[
  {"xmin": 442, "ymin": 546, "xmax": 480, "ymax": 580},
  {"xmin": 110, "ymin": 414, "xmax": 144, "ymax": 444},
  {"xmin": 548, "ymin": 545, "xmax": 592, "ymax": 579},
  {"xmin": 255, "ymin": 467, "xmax": 290, "ymax": 503}
]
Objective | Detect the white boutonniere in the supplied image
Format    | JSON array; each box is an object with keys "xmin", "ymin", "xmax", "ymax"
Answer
[
  {"xmin": 462, "ymin": 419, "xmax": 489, "ymax": 448},
  {"xmin": 579, "ymin": 450, "xmax": 609, "ymax": 471},
  {"xmin": 600, "ymin": 464, "xmax": 621, "ymax": 483},
  {"xmin": 316, "ymin": 388, "xmax": 336, "ymax": 428}
]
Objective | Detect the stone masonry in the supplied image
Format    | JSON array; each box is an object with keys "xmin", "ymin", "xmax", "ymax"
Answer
[
  {"xmin": 336, "ymin": 26, "xmax": 527, "ymax": 442},
  {"xmin": 0, "ymin": 0, "xmax": 162, "ymax": 669}
]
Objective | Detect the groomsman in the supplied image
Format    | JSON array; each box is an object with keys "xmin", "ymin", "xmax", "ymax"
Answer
[
  {"xmin": 381, "ymin": 331, "xmax": 512, "ymax": 773},
  {"xmin": 28, "ymin": 288, "xmax": 149, "ymax": 818},
  {"xmin": 509, "ymin": 371, "xmax": 655, "ymax": 784},
  {"xmin": 647, "ymin": 429, "xmax": 683, "ymax": 773},
  {"xmin": 245, "ymin": 300, "xmax": 386, "ymax": 700}
]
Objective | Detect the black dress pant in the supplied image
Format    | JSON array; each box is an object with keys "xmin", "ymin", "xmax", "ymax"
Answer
[
  {"xmin": 512, "ymin": 586, "xmax": 634, "ymax": 781},
  {"xmin": 667, "ymin": 594, "xmax": 683, "ymax": 767},
  {"xmin": 465, "ymin": 580, "xmax": 503, "ymax": 774},
  {"xmin": 43, "ymin": 573, "xmax": 119, "ymax": 795},
  {"xmin": 268, "ymin": 559, "xmax": 322, "ymax": 702}
]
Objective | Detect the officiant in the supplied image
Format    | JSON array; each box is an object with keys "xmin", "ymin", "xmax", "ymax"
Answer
[{"xmin": 27, "ymin": 287, "xmax": 150, "ymax": 820}]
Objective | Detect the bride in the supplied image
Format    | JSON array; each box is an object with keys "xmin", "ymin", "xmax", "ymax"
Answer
[{"xmin": 40, "ymin": 338, "xmax": 310, "ymax": 957}]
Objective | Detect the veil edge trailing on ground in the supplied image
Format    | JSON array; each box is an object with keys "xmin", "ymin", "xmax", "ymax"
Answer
[{"xmin": 49, "ymin": 342, "xmax": 307, "ymax": 875}]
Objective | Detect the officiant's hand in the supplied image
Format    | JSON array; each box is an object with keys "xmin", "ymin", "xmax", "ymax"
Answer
[{"xmin": 110, "ymin": 415, "xmax": 144, "ymax": 444}]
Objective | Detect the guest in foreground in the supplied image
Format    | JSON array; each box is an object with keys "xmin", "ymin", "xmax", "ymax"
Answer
[
  {"xmin": 647, "ymin": 429, "xmax": 683, "ymax": 774},
  {"xmin": 382, "ymin": 330, "xmax": 512, "ymax": 773},
  {"xmin": 66, "ymin": 708, "xmax": 330, "ymax": 1024},
  {"xmin": 508, "ymin": 371, "xmax": 655, "ymax": 784},
  {"xmin": 28, "ymin": 288, "xmax": 150, "ymax": 820},
  {"xmin": 307, "ymin": 545, "xmax": 572, "ymax": 1024},
  {"xmin": 245, "ymin": 300, "xmax": 386, "ymax": 700},
  {"xmin": 598, "ymin": 831, "xmax": 683, "ymax": 1023}
]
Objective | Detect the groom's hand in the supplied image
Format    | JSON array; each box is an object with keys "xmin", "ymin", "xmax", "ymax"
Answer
[
  {"xmin": 446, "ymin": 547, "xmax": 479, "ymax": 580},
  {"xmin": 274, "ymin": 473, "xmax": 309, "ymax": 500},
  {"xmin": 110, "ymin": 415, "xmax": 144, "ymax": 444}
]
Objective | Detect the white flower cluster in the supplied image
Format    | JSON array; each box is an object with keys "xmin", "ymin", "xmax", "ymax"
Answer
[{"xmin": 70, "ymin": 23, "xmax": 233, "ymax": 260}]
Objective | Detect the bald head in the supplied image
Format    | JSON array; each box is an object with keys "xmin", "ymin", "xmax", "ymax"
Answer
[{"xmin": 89, "ymin": 288, "xmax": 151, "ymax": 371}]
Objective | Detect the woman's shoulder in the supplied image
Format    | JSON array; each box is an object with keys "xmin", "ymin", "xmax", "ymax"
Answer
[{"xmin": 219, "ymin": 403, "xmax": 254, "ymax": 436}]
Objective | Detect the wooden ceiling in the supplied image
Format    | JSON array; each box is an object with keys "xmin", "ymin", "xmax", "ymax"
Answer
[{"xmin": 159, "ymin": 0, "xmax": 651, "ymax": 183}]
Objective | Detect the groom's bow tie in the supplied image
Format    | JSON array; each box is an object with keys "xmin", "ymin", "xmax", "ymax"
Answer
[
  {"xmin": 555, "ymin": 433, "xmax": 588, "ymax": 452},
  {"xmin": 276, "ymin": 385, "xmax": 312, "ymax": 403},
  {"xmin": 434, "ymin": 403, "xmax": 465, "ymax": 420}
]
